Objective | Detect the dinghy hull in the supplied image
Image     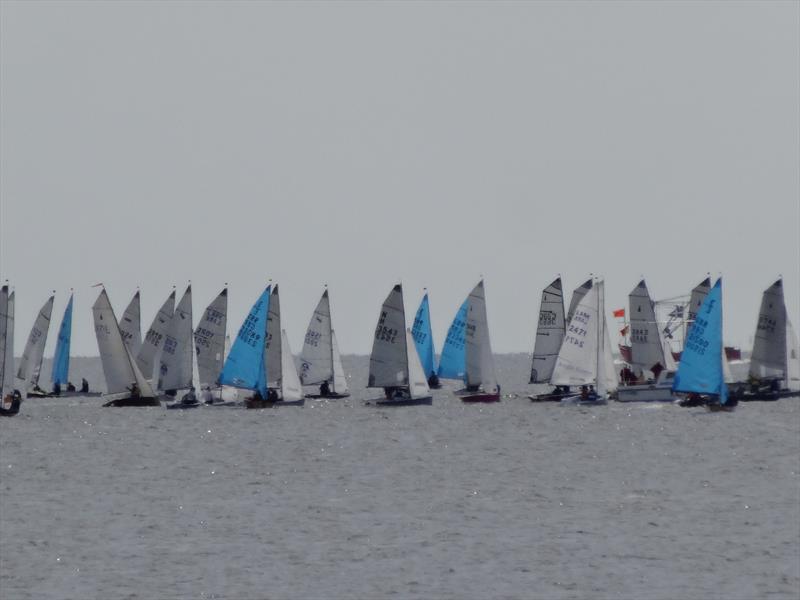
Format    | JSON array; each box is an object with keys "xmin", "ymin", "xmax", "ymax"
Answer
[
  {"xmin": 102, "ymin": 396, "xmax": 160, "ymax": 407},
  {"xmin": 458, "ymin": 391, "xmax": 500, "ymax": 403},
  {"xmin": 305, "ymin": 393, "xmax": 350, "ymax": 400},
  {"xmin": 372, "ymin": 396, "xmax": 432, "ymax": 406}
]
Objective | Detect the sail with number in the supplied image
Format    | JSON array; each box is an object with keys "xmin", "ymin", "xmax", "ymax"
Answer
[
  {"xmin": 17, "ymin": 295, "xmax": 55, "ymax": 390},
  {"xmin": 93, "ymin": 289, "xmax": 155, "ymax": 398},
  {"xmin": 52, "ymin": 294, "xmax": 73, "ymax": 386},
  {"xmin": 299, "ymin": 289, "xmax": 334, "ymax": 386},
  {"xmin": 405, "ymin": 328, "xmax": 431, "ymax": 399},
  {"xmin": 279, "ymin": 330, "xmax": 303, "ymax": 401},
  {"xmin": 748, "ymin": 279, "xmax": 787, "ymax": 381},
  {"xmin": 464, "ymin": 280, "xmax": 499, "ymax": 393},
  {"xmin": 672, "ymin": 278, "xmax": 727, "ymax": 404},
  {"xmin": 530, "ymin": 277, "xmax": 566, "ymax": 383},
  {"xmin": 411, "ymin": 293, "xmax": 438, "ymax": 379},
  {"xmin": 566, "ymin": 279, "xmax": 593, "ymax": 326},
  {"xmin": 195, "ymin": 287, "xmax": 228, "ymax": 388},
  {"xmin": 137, "ymin": 290, "xmax": 175, "ymax": 381},
  {"xmin": 368, "ymin": 284, "xmax": 408, "ymax": 388},
  {"xmin": 218, "ymin": 286, "xmax": 271, "ymax": 396},
  {"xmin": 629, "ymin": 280, "xmax": 666, "ymax": 377},
  {"xmin": 686, "ymin": 278, "xmax": 711, "ymax": 334},
  {"xmin": 119, "ymin": 291, "xmax": 142, "ymax": 358},
  {"xmin": 552, "ymin": 282, "xmax": 600, "ymax": 386},
  {"xmin": 158, "ymin": 285, "xmax": 193, "ymax": 391},
  {"xmin": 438, "ymin": 299, "xmax": 468, "ymax": 380},
  {"xmin": 0, "ymin": 286, "xmax": 14, "ymax": 398}
]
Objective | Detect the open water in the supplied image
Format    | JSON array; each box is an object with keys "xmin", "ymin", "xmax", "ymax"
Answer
[{"xmin": 1, "ymin": 355, "xmax": 798, "ymax": 600}]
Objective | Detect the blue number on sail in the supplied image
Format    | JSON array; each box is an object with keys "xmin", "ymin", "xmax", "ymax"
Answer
[
  {"xmin": 672, "ymin": 278, "xmax": 728, "ymax": 404},
  {"xmin": 51, "ymin": 295, "xmax": 73, "ymax": 385},
  {"xmin": 437, "ymin": 299, "xmax": 468, "ymax": 380},
  {"xmin": 218, "ymin": 286, "xmax": 270, "ymax": 397},
  {"xmin": 412, "ymin": 293, "xmax": 438, "ymax": 378}
]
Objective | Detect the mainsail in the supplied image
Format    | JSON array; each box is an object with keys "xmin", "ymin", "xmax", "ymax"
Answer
[
  {"xmin": 17, "ymin": 295, "xmax": 55, "ymax": 390},
  {"xmin": 51, "ymin": 294, "xmax": 74, "ymax": 386},
  {"xmin": 530, "ymin": 277, "xmax": 565, "ymax": 383},
  {"xmin": 93, "ymin": 289, "xmax": 155, "ymax": 398},
  {"xmin": 464, "ymin": 280, "xmax": 498, "ymax": 393},
  {"xmin": 628, "ymin": 280, "xmax": 666, "ymax": 377},
  {"xmin": 686, "ymin": 277, "xmax": 711, "ymax": 335},
  {"xmin": 672, "ymin": 278, "xmax": 727, "ymax": 404},
  {"xmin": 331, "ymin": 330, "xmax": 349, "ymax": 394},
  {"xmin": 551, "ymin": 283, "xmax": 601, "ymax": 386},
  {"xmin": 136, "ymin": 290, "xmax": 175, "ymax": 381},
  {"xmin": 566, "ymin": 279, "xmax": 593, "ymax": 326},
  {"xmin": 194, "ymin": 287, "xmax": 228, "ymax": 388},
  {"xmin": 119, "ymin": 291, "xmax": 142, "ymax": 358},
  {"xmin": 748, "ymin": 279, "xmax": 787, "ymax": 380},
  {"xmin": 0, "ymin": 286, "xmax": 14, "ymax": 398},
  {"xmin": 368, "ymin": 284, "xmax": 409, "ymax": 388},
  {"xmin": 299, "ymin": 289, "xmax": 334, "ymax": 386},
  {"xmin": 279, "ymin": 330, "xmax": 303, "ymax": 401},
  {"xmin": 438, "ymin": 299, "xmax": 468, "ymax": 380},
  {"xmin": 265, "ymin": 285, "xmax": 282, "ymax": 389},
  {"xmin": 405, "ymin": 328, "xmax": 431, "ymax": 399},
  {"xmin": 411, "ymin": 292, "xmax": 438, "ymax": 378},
  {"xmin": 158, "ymin": 285, "xmax": 194, "ymax": 391},
  {"xmin": 218, "ymin": 285, "xmax": 271, "ymax": 397}
]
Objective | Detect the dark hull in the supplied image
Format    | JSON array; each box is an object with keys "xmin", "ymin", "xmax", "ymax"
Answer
[
  {"xmin": 529, "ymin": 391, "xmax": 572, "ymax": 402},
  {"xmin": 0, "ymin": 399, "xmax": 21, "ymax": 417},
  {"xmin": 372, "ymin": 396, "xmax": 433, "ymax": 406},
  {"xmin": 459, "ymin": 392, "xmax": 501, "ymax": 403},
  {"xmin": 166, "ymin": 402, "xmax": 201, "ymax": 410},
  {"xmin": 55, "ymin": 392, "xmax": 102, "ymax": 398},
  {"xmin": 305, "ymin": 393, "xmax": 350, "ymax": 399},
  {"xmin": 103, "ymin": 397, "xmax": 161, "ymax": 407},
  {"xmin": 737, "ymin": 389, "xmax": 800, "ymax": 402}
]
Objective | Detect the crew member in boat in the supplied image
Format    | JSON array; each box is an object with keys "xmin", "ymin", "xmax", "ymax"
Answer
[
  {"xmin": 52, "ymin": 382, "xmax": 62, "ymax": 396},
  {"xmin": 267, "ymin": 388, "xmax": 279, "ymax": 403},
  {"xmin": 319, "ymin": 380, "xmax": 330, "ymax": 397},
  {"xmin": 67, "ymin": 382, "xmax": 76, "ymax": 392},
  {"xmin": 579, "ymin": 385, "xmax": 589, "ymax": 400},
  {"xmin": 180, "ymin": 386, "xmax": 198, "ymax": 405},
  {"xmin": 200, "ymin": 385, "xmax": 214, "ymax": 404},
  {"xmin": 128, "ymin": 382, "xmax": 141, "ymax": 398},
  {"xmin": 427, "ymin": 373, "xmax": 440, "ymax": 388},
  {"xmin": 80, "ymin": 378, "xmax": 89, "ymax": 393}
]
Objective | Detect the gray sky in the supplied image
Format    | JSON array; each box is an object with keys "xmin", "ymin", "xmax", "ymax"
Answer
[{"xmin": 1, "ymin": 1, "xmax": 798, "ymax": 356}]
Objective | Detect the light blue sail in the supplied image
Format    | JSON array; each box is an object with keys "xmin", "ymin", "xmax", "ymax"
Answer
[
  {"xmin": 437, "ymin": 299, "xmax": 468, "ymax": 380},
  {"xmin": 51, "ymin": 295, "xmax": 73, "ymax": 385},
  {"xmin": 672, "ymin": 278, "xmax": 728, "ymax": 404},
  {"xmin": 218, "ymin": 285, "xmax": 270, "ymax": 397},
  {"xmin": 412, "ymin": 293, "xmax": 438, "ymax": 377}
]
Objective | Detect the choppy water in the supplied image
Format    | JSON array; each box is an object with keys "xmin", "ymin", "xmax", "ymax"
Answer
[{"xmin": 1, "ymin": 355, "xmax": 798, "ymax": 600}]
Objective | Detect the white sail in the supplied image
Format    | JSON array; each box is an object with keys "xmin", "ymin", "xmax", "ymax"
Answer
[
  {"xmin": 299, "ymin": 289, "xmax": 333, "ymax": 385},
  {"xmin": 194, "ymin": 287, "xmax": 228, "ymax": 387},
  {"xmin": 0, "ymin": 286, "xmax": 13, "ymax": 397},
  {"xmin": 119, "ymin": 291, "xmax": 142, "ymax": 357},
  {"xmin": 368, "ymin": 284, "xmax": 408, "ymax": 388},
  {"xmin": 331, "ymin": 330, "xmax": 349, "ymax": 394},
  {"xmin": 16, "ymin": 295, "xmax": 54, "ymax": 389},
  {"xmin": 722, "ymin": 350, "xmax": 734, "ymax": 384},
  {"xmin": 406, "ymin": 328, "xmax": 431, "ymax": 399},
  {"xmin": 158, "ymin": 285, "xmax": 194, "ymax": 391},
  {"xmin": 530, "ymin": 277, "xmax": 565, "ymax": 383},
  {"xmin": 566, "ymin": 279, "xmax": 593, "ymax": 326},
  {"xmin": 628, "ymin": 280, "xmax": 666, "ymax": 377},
  {"xmin": 136, "ymin": 290, "xmax": 175, "ymax": 381},
  {"xmin": 465, "ymin": 280, "xmax": 498, "ymax": 392},
  {"xmin": 749, "ymin": 279, "xmax": 787, "ymax": 380},
  {"xmin": 93, "ymin": 289, "xmax": 155, "ymax": 397},
  {"xmin": 279, "ymin": 330, "xmax": 303, "ymax": 401},
  {"xmin": 660, "ymin": 332, "xmax": 679, "ymax": 372},
  {"xmin": 785, "ymin": 318, "xmax": 800, "ymax": 391},
  {"xmin": 601, "ymin": 296, "xmax": 618, "ymax": 394},
  {"xmin": 551, "ymin": 282, "xmax": 600, "ymax": 386},
  {"xmin": 265, "ymin": 285, "xmax": 282, "ymax": 389}
]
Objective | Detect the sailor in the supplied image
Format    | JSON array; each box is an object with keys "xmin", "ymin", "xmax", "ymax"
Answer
[
  {"xmin": 320, "ymin": 380, "xmax": 330, "ymax": 397},
  {"xmin": 80, "ymin": 378, "xmax": 89, "ymax": 393},
  {"xmin": 579, "ymin": 385, "xmax": 589, "ymax": 400},
  {"xmin": 181, "ymin": 387, "xmax": 197, "ymax": 405},
  {"xmin": 427, "ymin": 373, "xmax": 440, "ymax": 388},
  {"xmin": 129, "ymin": 382, "xmax": 140, "ymax": 398},
  {"xmin": 267, "ymin": 388, "xmax": 279, "ymax": 403},
  {"xmin": 52, "ymin": 382, "xmax": 62, "ymax": 396},
  {"xmin": 66, "ymin": 382, "xmax": 76, "ymax": 392},
  {"xmin": 200, "ymin": 385, "xmax": 214, "ymax": 404}
]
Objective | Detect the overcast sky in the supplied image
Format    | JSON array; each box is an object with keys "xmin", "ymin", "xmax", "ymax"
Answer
[{"xmin": 1, "ymin": 1, "xmax": 798, "ymax": 356}]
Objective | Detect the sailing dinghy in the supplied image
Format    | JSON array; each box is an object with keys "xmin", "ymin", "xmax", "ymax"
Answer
[
  {"xmin": 299, "ymin": 288, "xmax": 350, "ymax": 399},
  {"xmin": 528, "ymin": 277, "xmax": 570, "ymax": 402},
  {"xmin": 411, "ymin": 291, "xmax": 441, "ymax": 389},
  {"xmin": 551, "ymin": 278, "xmax": 617, "ymax": 405},
  {"xmin": 160, "ymin": 285, "xmax": 198, "ymax": 407},
  {"xmin": 93, "ymin": 288, "xmax": 159, "ymax": 406},
  {"xmin": 17, "ymin": 294, "xmax": 55, "ymax": 398},
  {"xmin": 136, "ymin": 289, "xmax": 175, "ymax": 384},
  {"xmin": 672, "ymin": 278, "xmax": 734, "ymax": 411},
  {"xmin": 437, "ymin": 298, "xmax": 468, "ymax": 382},
  {"xmin": 367, "ymin": 284, "xmax": 432, "ymax": 406},
  {"xmin": 0, "ymin": 285, "xmax": 21, "ymax": 416},
  {"xmin": 456, "ymin": 280, "xmax": 501, "ymax": 403},
  {"xmin": 194, "ymin": 287, "xmax": 231, "ymax": 404}
]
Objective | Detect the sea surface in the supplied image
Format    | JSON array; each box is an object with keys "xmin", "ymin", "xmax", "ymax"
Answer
[{"xmin": 1, "ymin": 355, "xmax": 798, "ymax": 600}]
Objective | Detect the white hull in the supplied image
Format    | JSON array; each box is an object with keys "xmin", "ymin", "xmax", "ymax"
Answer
[{"xmin": 616, "ymin": 383, "xmax": 676, "ymax": 402}]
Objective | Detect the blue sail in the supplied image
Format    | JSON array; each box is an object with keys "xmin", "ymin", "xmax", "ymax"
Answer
[
  {"xmin": 672, "ymin": 278, "xmax": 728, "ymax": 404},
  {"xmin": 218, "ymin": 285, "xmax": 270, "ymax": 397},
  {"xmin": 437, "ymin": 299, "xmax": 468, "ymax": 380},
  {"xmin": 412, "ymin": 293, "xmax": 437, "ymax": 377},
  {"xmin": 51, "ymin": 295, "xmax": 73, "ymax": 385}
]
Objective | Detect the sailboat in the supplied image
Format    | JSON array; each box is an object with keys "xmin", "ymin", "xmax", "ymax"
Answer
[
  {"xmin": 742, "ymin": 279, "xmax": 800, "ymax": 400},
  {"xmin": 456, "ymin": 280, "xmax": 501, "ymax": 403},
  {"xmin": 672, "ymin": 278, "xmax": 734, "ymax": 411},
  {"xmin": 217, "ymin": 285, "xmax": 271, "ymax": 407},
  {"xmin": 551, "ymin": 278, "xmax": 617, "ymax": 405},
  {"xmin": 49, "ymin": 293, "xmax": 100, "ymax": 398},
  {"xmin": 93, "ymin": 288, "xmax": 159, "ymax": 407},
  {"xmin": 367, "ymin": 284, "xmax": 432, "ymax": 406},
  {"xmin": 136, "ymin": 289, "xmax": 175, "ymax": 384},
  {"xmin": 437, "ymin": 298, "xmax": 468, "ymax": 381},
  {"xmin": 299, "ymin": 288, "xmax": 350, "ymax": 399},
  {"xmin": 159, "ymin": 285, "xmax": 195, "ymax": 406},
  {"xmin": 0, "ymin": 285, "xmax": 21, "ymax": 416},
  {"xmin": 17, "ymin": 294, "xmax": 55, "ymax": 398},
  {"xmin": 617, "ymin": 280, "xmax": 678, "ymax": 402},
  {"xmin": 247, "ymin": 285, "xmax": 305, "ymax": 408},
  {"xmin": 119, "ymin": 290, "xmax": 142, "ymax": 358},
  {"xmin": 411, "ymin": 291, "xmax": 440, "ymax": 389},
  {"xmin": 528, "ymin": 277, "xmax": 570, "ymax": 402},
  {"xmin": 195, "ymin": 287, "xmax": 229, "ymax": 403}
]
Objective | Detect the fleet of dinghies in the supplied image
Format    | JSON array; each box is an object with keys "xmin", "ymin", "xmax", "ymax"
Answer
[{"xmin": 0, "ymin": 274, "xmax": 798, "ymax": 416}]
